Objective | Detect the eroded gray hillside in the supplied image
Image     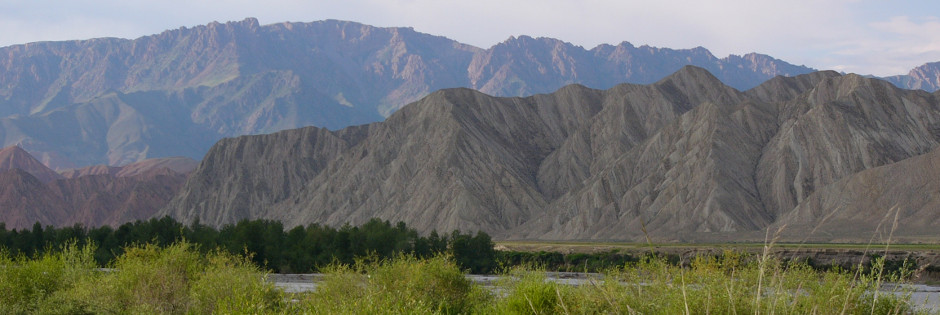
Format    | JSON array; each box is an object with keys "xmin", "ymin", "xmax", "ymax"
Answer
[
  {"xmin": 756, "ymin": 74, "xmax": 940, "ymax": 219},
  {"xmin": 775, "ymin": 145, "xmax": 940, "ymax": 241},
  {"xmin": 161, "ymin": 66, "xmax": 940, "ymax": 241}
]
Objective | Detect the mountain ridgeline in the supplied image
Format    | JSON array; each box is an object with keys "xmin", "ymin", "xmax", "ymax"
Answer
[
  {"xmin": 4, "ymin": 18, "xmax": 940, "ymax": 242},
  {"xmin": 0, "ymin": 145, "xmax": 197, "ymax": 230},
  {"xmin": 160, "ymin": 66, "xmax": 940, "ymax": 242},
  {"xmin": 0, "ymin": 18, "xmax": 819, "ymax": 169},
  {"xmin": 884, "ymin": 62, "xmax": 940, "ymax": 92}
]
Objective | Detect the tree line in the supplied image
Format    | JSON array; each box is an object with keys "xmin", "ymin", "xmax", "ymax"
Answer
[
  {"xmin": 0, "ymin": 217, "xmax": 497, "ymax": 274},
  {"xmin": 0, "ymin": 217, "xmax": 650, "ymax": 274}
]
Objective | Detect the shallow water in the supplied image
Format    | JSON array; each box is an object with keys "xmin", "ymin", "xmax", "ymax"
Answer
[
  {"xmin": 268, "ymin": 273, "xmax": 322, "ymax": 293},
  {"xmin": 269, "ymin": 273, "xmax": 940, "ymax": 311},
  {"xmin": 885, "ymin": 284, "xmax": 940, "ymax": 312}
]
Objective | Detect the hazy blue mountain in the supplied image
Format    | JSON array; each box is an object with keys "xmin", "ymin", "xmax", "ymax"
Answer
[
  {"xmin": 884, "ymin": 62, "xmax": 940, "ymax": 92},
  {"xmin": 0, "ymin": 18, "xmax": 817, "ymax": 168}
]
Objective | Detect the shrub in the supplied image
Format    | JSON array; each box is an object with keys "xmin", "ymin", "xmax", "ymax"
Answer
[
  {"xmin": 0, "ymin": 240, "xmax": 921, "ymax": 314},
  {"xmin": 189, "ymin": 250, "xmax": 284, "ymax": 313},
  {"xmin": 0, "ymin": 241, "xmax": 97, "ymax": 314},
  {"xmin": 492, "ymin": 270, "xmax": 571, "ymax": 314},
  {"xmin": 305, "ymin": 254, "xmax": 489, "ymax": 314},
  {"xmin": 49, "ymin": 241, "xmax": 285, "ymax": 314}
]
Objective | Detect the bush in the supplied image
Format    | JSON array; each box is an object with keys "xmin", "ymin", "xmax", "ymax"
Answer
[
  {"xmin": 0, "ymin": 241, "xmax": 97, "ymax": 314},
  {"xmin": 46, "ymin": 241, "xmax": 284, "ymax": 314},
  {"xmin": 305, "ymin": 254, "xmax": 489, "ymax": 314},
  {"xmin": 189, "ymin": 249, "xmax": 285, "ymax": 314},
  {"xmin": 492, "ymin": 270, "xmax": 571, "ymax": 314},
  {"xmin": 0, "ymin": 241, "xmax": 920, "ymax": 314}
]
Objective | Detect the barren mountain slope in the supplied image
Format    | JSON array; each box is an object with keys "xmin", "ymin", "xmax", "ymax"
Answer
[
  {"xmin": 755, "ymin": 74, "xmax": 940, "ymax": 219},
  {"xmin": 774, "ymin": 145, "xmax": 940, "ymax": 241},
  {"xmin": 526, "ymin": 72, "xmax": 940, "ymax": 241},
  {"xmin": 0, "ymin": 152, "xmax": 192, "ymax": 229},
  {"xmin": 0, "ymin": 146, "xmax": 63, "ymax": 182},
  {"xmin": 158, "ymin": 126, "xmax": 358, "ymax": 226},
  {"xmin": 60, "ymin": 156, "xmax": 198, "ymax": 178},
  {"xmin": 162, "ymin": 85, "xmax": 600, "ymax": 232},
  {"xmin": 160, "ymin": 67, "xmax": 940, "ymax": 241},
  {"xmin": 0, "ymin": 169, "xmax": 70, "ymax": 229},
  {"xmin": 162, "ymin": 67, "xmax": 750, "ymax": 235},
  {"xmin": 521, "ymin": 99, "xmax": 779, "ymax": 240},
  {"xmin": 47, "ymin": 169, "xmax": 188, "ymax": 227}
]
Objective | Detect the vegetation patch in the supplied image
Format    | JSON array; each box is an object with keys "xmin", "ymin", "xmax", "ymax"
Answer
[
  {"xmin": 0, "ymin": 242, "xmax": 923, "ymax": 314},
  {"xmin": 0, "ymin": 242, "xmax": 282, "ymax": 314},
  {"xmin": 0, "ymin": 219, "xmax": 930, "ymax": 314},
  {"xmin": 0, "ymin": 217, "xmax": 497, "ymax": 274}
]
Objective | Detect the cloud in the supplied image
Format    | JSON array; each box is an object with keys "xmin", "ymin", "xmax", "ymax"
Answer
[
  {"xmin": 818, "ymin": 15, "xmax": 940, "ymax": 75},
  {"xmin": 870, "ymin": 15, "xmax": 940, "ymax": 56}
]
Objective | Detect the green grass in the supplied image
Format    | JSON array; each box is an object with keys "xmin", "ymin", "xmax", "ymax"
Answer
[{"xmin": 0, "ymin": 242, "xmax": 928, "ymax": 314}]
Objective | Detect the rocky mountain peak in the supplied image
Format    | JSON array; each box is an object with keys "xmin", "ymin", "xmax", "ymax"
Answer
[
  {"xmin": 657, "ymin": 65, "xmax": 725, "ymax": 87},
  {"xmin": 807, "ymin": 72, "xmax": 904, "ymax": 106},
  {"xmin": 0, "ymin": 146, "xmax": 63, "ymax": 183},
  {"xmin": 744, "ymin": 70, "xmax": 842, "ymax": 103},
  {"xmin": 652, "ymin": 65, "xmax": 744, "ymax": 105},
  {"xmin": 238, "ymin": 17, "xmax": 260, "ymax": 30},
  {"xmin": 688, "ymin": 46, "xmax": 716, "ymax": 57},
  {"xmin": 884, "ymin": 61, "xmax": 940, "ymax": 92},
  {"xmin": 908, "ymin": 62, "xmax": 940, "ymax": 89}
]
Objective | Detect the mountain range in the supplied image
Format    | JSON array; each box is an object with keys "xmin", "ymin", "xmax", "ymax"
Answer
[
  {"xmin": 3, "ymin": 18, "xmax": 940, "ymax": 242},
  {"xmin": 0, "ymin": 145, "xmax": 196, "ymax": 229},
  {"xmin": 0, "ymin": 18, "xmax": 833, "ymax": 169},
  {"xmin": 884, "ymin": 62, "xmax": 940, "ymax": 92},
  {"xmin": 156, "ymin": 66, "xmax": 940, "ymax": 242}
]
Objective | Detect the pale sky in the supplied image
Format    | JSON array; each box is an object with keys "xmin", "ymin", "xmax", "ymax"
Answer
[{"xmin": 2, "ymin": 0, "xmax": 939, "ymax": 76}]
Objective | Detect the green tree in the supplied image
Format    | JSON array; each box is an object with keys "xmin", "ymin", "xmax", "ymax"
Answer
[{"xmin": 449, "ymin": 230, "xmax": 496, "ymax": 274}]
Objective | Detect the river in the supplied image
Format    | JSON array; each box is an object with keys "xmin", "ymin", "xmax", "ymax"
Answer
[{"xmin": 269, "ymin": 273, "xmax": 940, "ymax": 312}]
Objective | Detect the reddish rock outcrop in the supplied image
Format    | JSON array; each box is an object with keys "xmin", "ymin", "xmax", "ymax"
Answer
[{"xmin": 0, "ymin": 150, "xmax": 191, "ymax": 229}]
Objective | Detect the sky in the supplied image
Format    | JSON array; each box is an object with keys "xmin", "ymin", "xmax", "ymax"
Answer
[{"xmin": 2, "ymin": 0, "xmax": 939, "ymax": 76}]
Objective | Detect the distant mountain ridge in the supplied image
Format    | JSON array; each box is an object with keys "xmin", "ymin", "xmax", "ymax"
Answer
[
  {"xmin": 59, "ymin": 156, "xmax": 198, "ymax": 179},
  {"xmin": 0, "ymin": 18, "xmax": 821, "ymax": 169},
  {"xmin": 159, "ymin": 66, "xmax": 940, "ymax": 242},
  {"xmin": 0, "ymin": 147, "xmax": 195, "ymax": 229},
  {"xmin": 884, "ymin": 62, "xmax": 940, "ymax": 92}
]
